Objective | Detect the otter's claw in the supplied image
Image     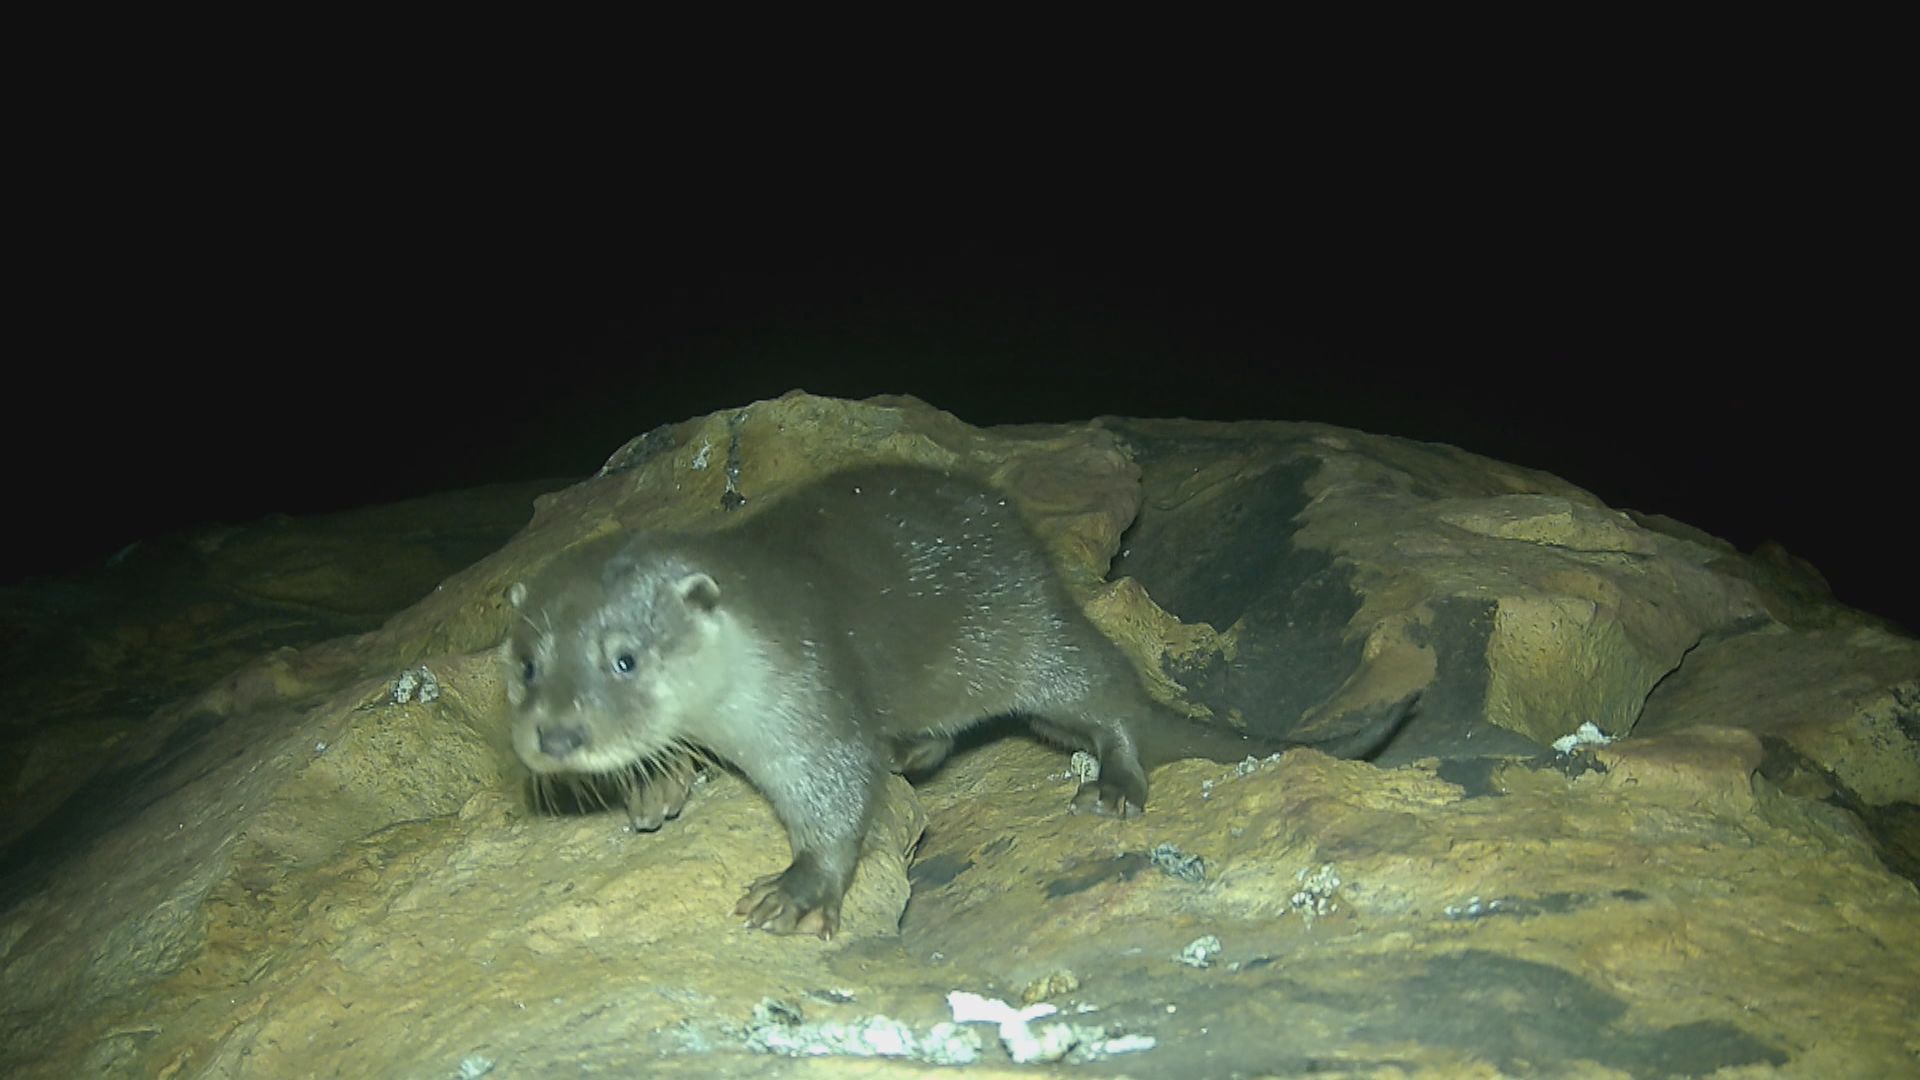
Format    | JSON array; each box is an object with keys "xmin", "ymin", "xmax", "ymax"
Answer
[
  {"xmin": 1069, "ymin": 752, "xmax": 1149, "ymax": 817},
  {"xmin": 734, "ymin": 866, "xmax": 842, "ymax": 940},
  {"xmin": 1071, "ymin": 779, "xmax": 1145, "ymax": 817}
]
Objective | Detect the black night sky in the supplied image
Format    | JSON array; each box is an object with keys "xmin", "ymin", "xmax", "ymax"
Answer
[{"xmin": 12, "ymin": 220, "xmax": 1912, "ymax": 634}]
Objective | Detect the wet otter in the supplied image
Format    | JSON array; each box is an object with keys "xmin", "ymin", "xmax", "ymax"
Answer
[{"xmin": 503, "ymin": 464, "xmax": 1408, "ymax": 938}]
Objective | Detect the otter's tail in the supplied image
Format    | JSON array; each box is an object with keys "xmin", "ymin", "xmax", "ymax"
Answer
[{"xmin": 1142, "ymin": 690, "xmax": 1421, "ymax": 768}]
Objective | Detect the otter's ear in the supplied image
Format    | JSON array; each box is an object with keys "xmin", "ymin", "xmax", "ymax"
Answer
[
  {"xmin": 677, "ymin": 573, "xmax": 720, "ymax": 613},
  {"xmin": 506, "ymin": 582, "xmax": 528, "ymax": 609}
]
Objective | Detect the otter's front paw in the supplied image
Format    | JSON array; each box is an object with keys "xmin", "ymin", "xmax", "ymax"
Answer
[
  {"xmin": 734, "ymin": 862, "xmax": 843, "ymax": 940},
  {"xmin": 1071, "ymin": 780, "xmax": 1146, "ymax": 818},
  {"xmin": 622, "ymin": 769, "xmax": 695, "ymax": 832}
]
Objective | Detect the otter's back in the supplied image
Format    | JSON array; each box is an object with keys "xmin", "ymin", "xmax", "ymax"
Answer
[{"xmin": 710, "ymin": 466, "xmax": 1096, "ymax": 733}]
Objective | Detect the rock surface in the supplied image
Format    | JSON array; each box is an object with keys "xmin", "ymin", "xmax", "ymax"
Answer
[{"xmin": 1, "ymin": 392, "xmax": 1914, "ymax": 1078}]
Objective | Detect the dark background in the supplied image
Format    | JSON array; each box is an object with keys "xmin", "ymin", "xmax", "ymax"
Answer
[{"xmin": 10, "ymin": 223, "xmax": 1911, "ymax": 633}]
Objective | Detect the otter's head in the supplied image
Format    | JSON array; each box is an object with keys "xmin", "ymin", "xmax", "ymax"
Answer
[{"xmin": 501, "ymin": 542, "xmax": 733, "ymax": 775}]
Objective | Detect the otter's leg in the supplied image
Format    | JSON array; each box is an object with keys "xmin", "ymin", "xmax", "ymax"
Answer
[
  {"xmin": 889, "ymin": 732, "xmax": 955, "ymax": 774},
  {"xmin": 731, "ymin": 739, "xmax": 880, "ymax": 940},
  {"xmin": 1027, "ymin": 683, "xmax": 1155, "ymax": 819},
  {"xmin": 621, "ymin": 759, "xmax": 697, "ymax": 832}
]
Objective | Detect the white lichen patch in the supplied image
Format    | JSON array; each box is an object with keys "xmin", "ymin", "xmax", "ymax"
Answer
[
  {"xmin": 1233, "ymin": 752, "xmax": 1286, "ymax": 777},
  {"xmin": 1176, "ymin": 935, "xmax": 1222, "ymax": 968},
  {"xmin": 1552, "ymin": 721, "xmax": 1614, "ymax": 753},
  {"xmin": 389, "ymin": 666, "xmax": 441, "ymax": 705},
  {"xmin": 1149, "ymin": 843, "xmax": 1207, "ymax": 883},
  {"xmin": 1290, "ymin": 863, "xmax": 1342, "ymax": 923},
  {"xmin": 947, "ymin": 991, "xmax": 1156, "ymax": 1065},
  {"xmin": 732, "ymin": 997, "xmax": 983, "ymax": 1065},
  {"xmin": 1443, "ymin": 895, "xmax": 1508, "ymax": 920}
]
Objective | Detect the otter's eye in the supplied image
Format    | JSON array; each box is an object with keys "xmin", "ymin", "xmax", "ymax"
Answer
[
  {"xmin": 521, "ymin": 659, "xmax": 537, "ymax": 683},
  {"xmin": 613, "ymin": 653, "xmax": 636, "ymax": 675}
]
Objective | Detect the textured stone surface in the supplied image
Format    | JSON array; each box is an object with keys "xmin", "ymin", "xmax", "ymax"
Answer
[{"xmin": 2, "ymin": 392, "xmax": 1915, "ymax": 1078}]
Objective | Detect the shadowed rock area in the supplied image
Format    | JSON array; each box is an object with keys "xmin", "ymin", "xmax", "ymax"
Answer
[{"xmin": 1, "ymin": 393, "xmax": 1915, "ymax": 1078}]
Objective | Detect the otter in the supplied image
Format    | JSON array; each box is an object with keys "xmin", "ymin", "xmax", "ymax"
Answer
[{"xmin": 503, "ymin": 464, "xmax": 1409, "ymax": 939}]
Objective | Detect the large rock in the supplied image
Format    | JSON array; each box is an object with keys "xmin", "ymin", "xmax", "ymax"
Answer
[{"xmin": 1, "ymin": 392, "xmax": 1914, "ymax": 1077}]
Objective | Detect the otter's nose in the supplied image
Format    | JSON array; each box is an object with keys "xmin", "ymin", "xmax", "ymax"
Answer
[{"xmin": 538, "ymin": 725, "xmax": 587, "ymax": 759}]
